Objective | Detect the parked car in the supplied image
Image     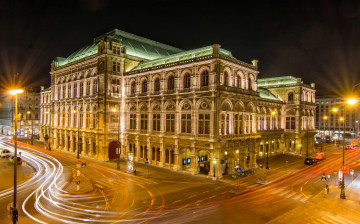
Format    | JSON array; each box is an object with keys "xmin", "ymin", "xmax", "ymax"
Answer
[
  {"xmin": 0, "ymin": 149, "xmax": 11, "ymax": 158},
  {"xmin": 9, "ymin": 156, "xmax": 22, "ymax": 165},
  {"xmin": 314, "ymin": 152, "xmax": 326, "ymax": 160},
  {"xmin": 304, "ymin": 157, "xmax": 318, "ymax": 165},
  {"xmin": 345, "ymin": 145, "xmax": 353, "ymax": 150}
]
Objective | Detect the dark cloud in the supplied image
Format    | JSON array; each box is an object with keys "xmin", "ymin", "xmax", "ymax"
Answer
[{"xmin": 0, "ymin": 0, "xmax": 359, "ymax": 96}]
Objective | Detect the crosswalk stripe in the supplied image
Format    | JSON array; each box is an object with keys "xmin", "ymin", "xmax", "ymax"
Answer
[
  {"xmin": 315, "ymin": 218, "xmax": 336, "ymax": 224},
  {"xmin": 327, "ymin": 215, "xmax": 357, "ymax": 224},
  {"xmin": 335, "ymin": 216, "xmax": 359, "ymax": 224},
  {"xmin": 278, "ymin": 190, "xmax": 290, "ymax": 197},
  {"xmin": 271, "ymin": 188, "xmax": 284, "ymax": 194},
  {"xmin": 292, "ymin": 194, "xmax": 302, "ymax": 201},
  {"xmin": 285, "ymin": 192, "xmax": 296, "ymax": 198}
]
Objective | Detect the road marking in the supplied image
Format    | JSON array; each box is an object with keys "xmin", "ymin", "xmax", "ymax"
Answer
[
  {"xmin": 278, "ymin": 190, "xmax": 290, "ymax": 197},
  {"xmin": 285, "ymin": 192, "xmax": 296, "ymax": 198},
  {"xmin": 327, "ymin": 215, "xmax": 357, "ymax": 224},
  {"xmin": 271, "ymin": 188, "xmax": 284, "ymax": 194},
  {"xmin": 300, "ymin": 197, "xmax": 308, "ymax": 202}
]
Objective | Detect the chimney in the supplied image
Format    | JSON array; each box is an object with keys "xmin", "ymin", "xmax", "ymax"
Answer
[
  {"xmin": 212, "ymin": 44, "xmax": 221, "ymax": 57},
  {"xmin": 251, "ymin": 59, "xmax": 259, "ymax": 69}
]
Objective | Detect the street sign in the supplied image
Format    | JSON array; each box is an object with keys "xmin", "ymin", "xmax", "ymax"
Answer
[
  {"xmin": 350, "ymin": 169, "xmax": 354, "ymax": 175},
  {"xmin": 237, "ymin": 167, "xmax": 241, "ymax": 174},
  {"xmin": 321, "ymin": 176, "xmax": 327, "ymax": 182},
  {"xmin": 76, "ymin": 181, "xmax": 80, "ymax": 185},
  {"xmin": 81, "ymin": 163, "xmax": 86, "ymax": 168},
  {"xmin": 145, "ymin": 161, "xmax": 149, "ymax": 166},
  {"xmin": 341, "ymin": 165, "xmax": 350, "ymax": 174},
  {"xmin": 339, "ymin": 170, "xmax": 343, "ymax": 181}
]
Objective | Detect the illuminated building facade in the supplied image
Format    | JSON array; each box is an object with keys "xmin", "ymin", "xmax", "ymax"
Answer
[
  {"xmin": 40, "ymin": 29, "xmax": 316, "ymax": 178},
  {"xmin": 316, "ymin": 96, "xmax": 360, "ymax": 139}
]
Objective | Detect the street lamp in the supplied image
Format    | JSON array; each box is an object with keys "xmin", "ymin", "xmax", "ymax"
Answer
[
  {"xmin": 73, "ymin": 106, "xmax": 80, "ymax": 159},
  {"xmin": 321, "ymin": 116, "xmax": 328, "ymax": 152},
  {"xmin": 9, "ymin": 88, "xmax": 24, "ymax": 224},
  {"xmin": 332, "ymin": 98, "xmax": 358, "ymax": 199},
  {"xmin": 27, "ymin": 111, "xmax": 34, "ymax": 145},
  {"xmin": 113, "ymin": 105, "xmax": 121, "ymax": 171},
  {"xmin": 266, "ymin": 141, "xmax": 269, "ymax": 169}
]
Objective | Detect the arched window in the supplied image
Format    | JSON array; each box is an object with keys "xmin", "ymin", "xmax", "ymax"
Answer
[
  {"xmin": 288, "ymin": 92, "xmax": 294, "ymax": 102},
  {"xmin": 224, "ymin": 71, "xmax": 229, "ymax": 86},
  {"xmin": 168, "ymin": 76, "xmax": 174, "ymax": 90},
  {"xmin": 236, "ymin": 75, "xmax": 241, "ymax": 88},
  {"xmin": 154, "ymin": 77, "xmax": 160, "ymax": 92},
  {"xmin": 183, "ymin": 73, "xmax": 190, "ymax": 89},
  {"xmin": 201, "ymin": 70, "xmax": 209, "ymax": 86},
  {"xmin": 142, "ymin": 80, "xmax": 147, "ymax": 93},
  {"xmin": 248, "ymin": 77, "xmax": 252, "ymax": 90},
  {"xmin": 131, "ymin": 81, "xmax": 136, "ymax": 94}
]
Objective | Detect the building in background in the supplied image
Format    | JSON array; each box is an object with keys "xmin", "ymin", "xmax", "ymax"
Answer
[
  {"xmin": 0, "ymin": 89, "xmax": 40, "ymax": 138},
  {"xmin": 40, "ymin": 29, "xmax": 316, "ymax": 178},
  {"xmin": 316, "ymin": 96, "xmax": 360, "ymax": 140}
]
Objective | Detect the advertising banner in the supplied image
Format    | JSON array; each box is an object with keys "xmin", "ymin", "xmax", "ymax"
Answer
[{"xmin": 127, "ymin": 152, "xmax": 134, "ymax": 172}]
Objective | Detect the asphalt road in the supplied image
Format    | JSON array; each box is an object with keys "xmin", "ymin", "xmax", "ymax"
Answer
[{"xmin": 1, "ymin": 138, "xmax": 360, "ymax": 224}]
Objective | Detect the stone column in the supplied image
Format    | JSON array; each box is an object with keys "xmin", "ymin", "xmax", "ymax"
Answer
[
  {"xmin": 64, "ymin": 133, "xmax": 69, "ymax": 152},
  {"xmin": 190, "ymin": 147, "xmax": 199, "ymax": 175},
  {"xmin": 173, "ymin": 141, "xmax": 180, "ymax": 171},
  {"xmin": 159, "ymin": 142, "xmax": 165, "ymax": 167},
  {"xmin": 249, "ymin": 141, "xmax": 258, "ymax": 169}
]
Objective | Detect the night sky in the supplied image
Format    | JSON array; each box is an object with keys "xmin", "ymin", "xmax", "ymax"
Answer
[{"xmin": 1, "ymin": 0, "xmax": 360, "ymax": 96}]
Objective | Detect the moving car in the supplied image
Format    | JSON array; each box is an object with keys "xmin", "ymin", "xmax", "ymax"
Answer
[
  {"xmin": 345, "ymin": 145, "xmax": 353, "ymax": 150},
  {"xmin": 304, "ymin": 157, "xmax": 318, "ymax": 165},
  {"xmin": 9, "ymin": 156, "xmax": 23, "ymax": 165},
  {"xmin": 0, "ymin": 149, "xmax": 11, "ymax": 158},
  {"xmin": 314, "ymin": 152, "xmax": 326, "ymax": 160}
]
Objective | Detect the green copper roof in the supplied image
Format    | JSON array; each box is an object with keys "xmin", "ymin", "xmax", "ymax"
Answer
[
  {"xmin": 257, "ymin": 76, "xmax": 298, "ymax": 87},
  {"xmin": 257, "ymin": 88, "xmax": 282, "ymax": 101},
  {"xmin": 95, "ymin": 29, "xmax": 183, "ymax": 60},
  {"xmin": 132, "ymin": 46, "xmax": 233, "ymax": 71},
  {"xmin": 55, "ymin": 29, "xmax": 184, "ymax": 68},
  {"xmin": 56, "ymin": 42, "xmax": 99, "ymax": 67}
]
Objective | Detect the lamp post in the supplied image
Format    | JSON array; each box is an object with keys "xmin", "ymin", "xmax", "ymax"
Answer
[
  {"xmin": 27, "ymin": 111, "xmax": 34, "ymax": 145},
  {"xmin": 236, "ymin": 150, "xmax": 239, "ymax": 168},
  {"xmin": 73, "ymin": 106, "xmax": 80, "ymax": 159},
  {"xmin": 266, "ymin": 141, "xmax": 269, "ymax": 169},
  {"xmin": 321, "ymin": 116, "xmax": 328, "ymax": 152},
  {"xmin": 306, "ymin": 115, "xmax": 309, "ymax": 157},
  {"xmin": 266, "ymin": 111, "xmax": 276, "ymax": 169},
  {"xmin": 10, "ymin": 88, "xmax": 24, "ymax": 224},
  {"xmin": 332, "ymin": 98, "xmax": 357, "ymax": 199},
  {"xmin": 112, "ymin": 105, "xmax": 121, "ymax": 170}
]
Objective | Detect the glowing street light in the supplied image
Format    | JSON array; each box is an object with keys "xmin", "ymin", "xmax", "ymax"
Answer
[
  {"xmin": 9, "ymin": 88, "xmax": 24, "ymax": 223},
  {"xmin": 332, "ymin": 98, "xmax": 358, "ymax": 199}
]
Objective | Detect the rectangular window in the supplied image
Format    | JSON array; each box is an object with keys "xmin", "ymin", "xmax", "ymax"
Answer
[
  {"xmin": 234, "ymin": 114, "xmax": 238, "ymax": 134},
  {"xmin": 93, "ymin": 79, "xmax": 97, "ymax": 94},
  {"xmin": 93, "ymin": 113, "xmax": 98, "ymax": 128},
  {"xmin": 286, "ymin": 117, "xmax": 296, "ymax": 130},
  {"xmin": 86, "ymin": 81, "xmax": 90, "ymax": 96},
  {"xmin": 80, "ymin": 82, "xmax": 83, "ymax": 96},
  {"xmin": 153, "ymin": 114, "xmax": 160, "ymax": 131},
  {"xmin": 74, "ymin": 83, "xmax": 77, "ymax": 98},
  {"xmin": 86, "ymin": 114, "xmax": 90, "ymax": 128},
  {"xmin": 181, "ymin": 114, "xmax": 191, "ymax": 133},
  {"xmin": 80, "ymin": 113, "xmax": 83, "ymax": 127},
  {"xmin": 166, "ymin": 114, "xmax": 175, "ymax": 132},
  {"xmin": 62, "ymin": 85, "xmax": 66, "ymax": 99},
  {"xmin": 130, "ymin": 114, "xmax": 136, "ymax": 129},
  {"xmin": 68, "ymin": 84, "xmax": 71, "ymax": 98},
  {"xmin": 199, "ymin": 113, "xmax": 210, "ymax": 134},
  {"xmin": 141, "ymin": 114, "xmax": 148, "ymax": 130}
]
